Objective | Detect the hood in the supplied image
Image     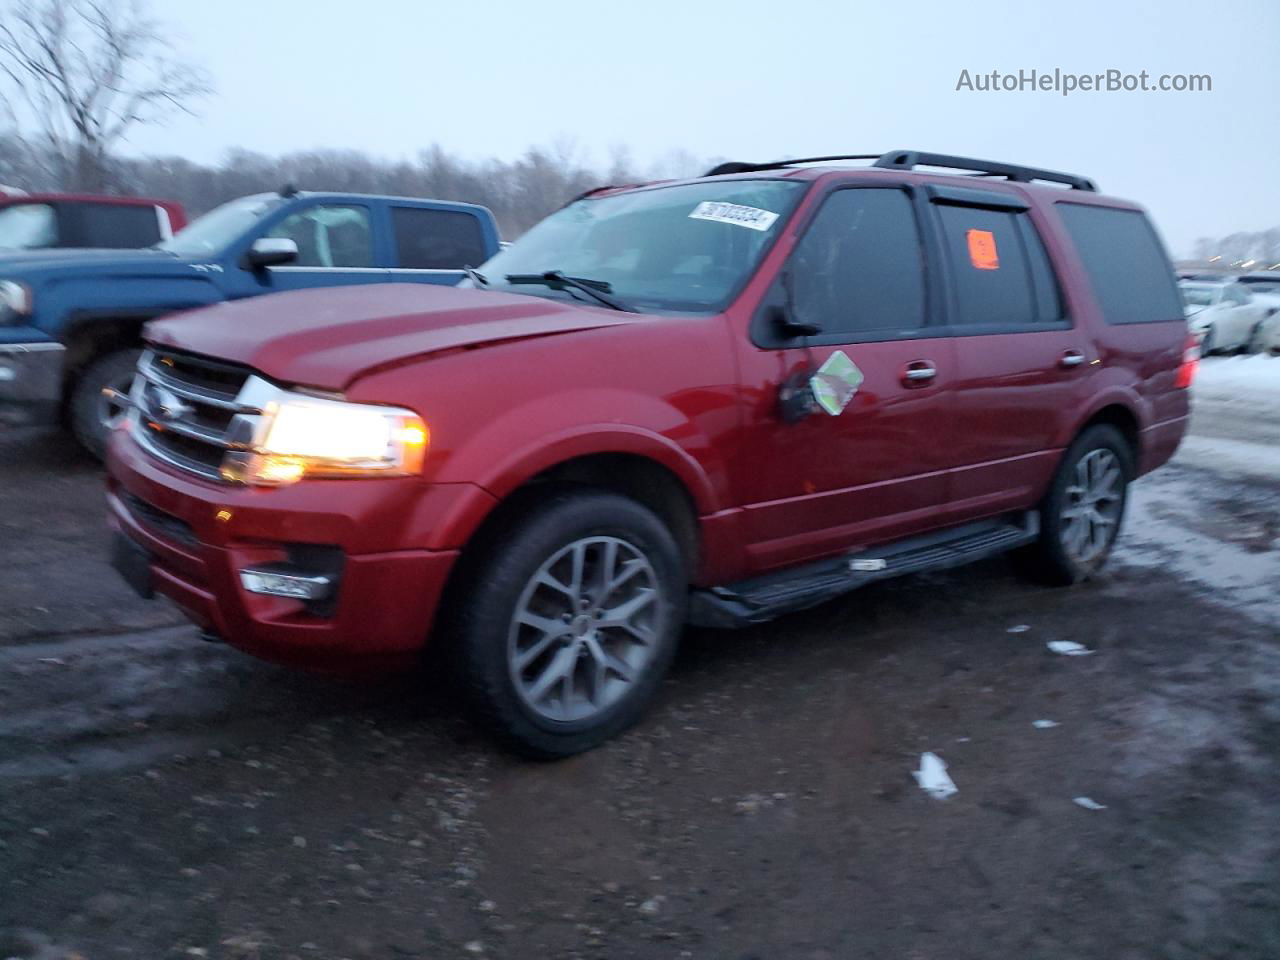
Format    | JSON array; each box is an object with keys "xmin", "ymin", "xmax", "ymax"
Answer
[
  {"xmin": 145, "ymin": 283, "xmax": 639, "ymax": 390},
  {"xmin": 0, "ymin": 246, "xmax": 191, "ymax": 279}
]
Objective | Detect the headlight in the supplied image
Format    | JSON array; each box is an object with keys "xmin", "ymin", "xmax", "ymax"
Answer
[
  {"xmin": 0, "ymin": 280, "xmax": 33, "ymax": 320},
  {"xmin": 220, "ymin": 393, "xmax": 428, "ymax": 486}
]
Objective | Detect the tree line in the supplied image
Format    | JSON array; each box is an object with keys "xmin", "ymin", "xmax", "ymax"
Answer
[{"xmin": 0, "ymin": 135, "xmax": 704, "ymax": 238}]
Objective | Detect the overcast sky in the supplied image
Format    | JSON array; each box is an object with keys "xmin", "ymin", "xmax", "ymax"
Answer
[{"xmin": 119, "ymin": 0, "xmax": 1279, "ymax": 257}]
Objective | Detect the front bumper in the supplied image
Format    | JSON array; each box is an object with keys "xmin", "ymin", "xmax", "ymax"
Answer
[
  {"xmin": 106, "ymin": 425, "xmax": 498, "ymax": 670},
  {"xmin": 0, "ymin": 341, "xmax": 64, "ymax": 426}
]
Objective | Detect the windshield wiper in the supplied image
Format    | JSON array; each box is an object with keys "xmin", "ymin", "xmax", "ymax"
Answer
[
  {"xmin": 462, "ymin": 265, "xmax": 489, "ymax": 286},
  {"xmin": 505, "ymin": 270, "xmax": 631, "ymax": 312}
]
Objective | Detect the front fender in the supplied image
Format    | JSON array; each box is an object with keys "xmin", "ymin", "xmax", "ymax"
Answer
[
  {"xmin": 42, "ymin": 274, "xmax": 223, "ymax": 340},
  {"xmin": 433, "ymin": 388, "xmax": 726, "ymax": 517}
]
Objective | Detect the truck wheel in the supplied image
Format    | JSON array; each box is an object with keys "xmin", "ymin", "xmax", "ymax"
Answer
[
  {"xmin": 71, "ymin": 347, "xmax": 141, "ymax": 460},
  {"xmin": 452, "ymin": 490, "xmax": 686, "ymax": 758},
  {"xmin": 1024, "ymin": 424, "xmax": 1133, "ymax": 585}
]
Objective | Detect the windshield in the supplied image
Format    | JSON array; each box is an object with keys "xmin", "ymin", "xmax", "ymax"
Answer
[
  {"xmin": 0, "ymin": 203, "xmax": 57, "ymax": 249},
  {"xmin": 1180, "ymin": 283, "xmax": 1218, "ymax": 307},
  {"xmin": 474, "ymin": 179, "xmax": 807, "ymax": 313},
  {"xmin": 159, "ymin": 196, "xmax": 283, "ymax": 257}
]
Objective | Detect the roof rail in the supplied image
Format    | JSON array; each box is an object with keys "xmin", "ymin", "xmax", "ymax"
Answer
[
  {"xmin": 703, "ymin": 155, "xmax": 880, "ymax": 177},
  {"xmin": 702, "ymin": 150, "xmax": 1098, "ymax": 192},
  {"xmin": 873, "ymin": 150, "xmax": 1097, "ymax": 191}
]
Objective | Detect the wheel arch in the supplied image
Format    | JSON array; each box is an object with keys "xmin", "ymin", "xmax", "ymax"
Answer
[
  {"xmin": 1077, "ymin": 403, "xmax": 1141, "ymax": 470},
  {"xmin": 455, "ymin": 448, "xmax": 704, "ymax": 577},
  {"xmin": 59, "ymin": 309, "xmax": 168, "ymax": 402}
]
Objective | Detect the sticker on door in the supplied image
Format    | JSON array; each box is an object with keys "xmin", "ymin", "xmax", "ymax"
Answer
[{"xmin": 810, "ymin": 350, "xmax": 864, "ymax": 416}]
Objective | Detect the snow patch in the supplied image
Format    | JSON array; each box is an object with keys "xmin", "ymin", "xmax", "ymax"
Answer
[{"xmin": 913, "ymin": 752, "xmax": 957, "ymax": 799}]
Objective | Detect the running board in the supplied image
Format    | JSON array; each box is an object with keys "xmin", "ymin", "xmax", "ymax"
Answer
[{"xmin": 687, "ymin": 512, "xmax": 1040, "ymax": 628}]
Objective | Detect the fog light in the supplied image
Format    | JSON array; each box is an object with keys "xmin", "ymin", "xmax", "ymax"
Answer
[{"xmin": 239, "ymin": 567, "xmax": 333, "ymax": 601}]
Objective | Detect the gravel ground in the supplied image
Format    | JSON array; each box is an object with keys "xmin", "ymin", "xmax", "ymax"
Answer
[{"xmin": 1, "ymin": 358, "xmax": 1277, "ymax": 960}]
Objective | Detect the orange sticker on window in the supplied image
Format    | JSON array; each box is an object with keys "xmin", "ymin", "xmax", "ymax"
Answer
[{"xmin": 966, "ymin": 228, "xmax": 999, "ymax": 270}]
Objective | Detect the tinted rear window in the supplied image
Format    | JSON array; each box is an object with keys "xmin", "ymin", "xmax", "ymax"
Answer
[
  {"xmin": 72, "ymin": 203, "xmax": 162, "ymax": 247},
  {"xmin": 392, "ymin": 207, "xmax": 487, "ymax": 269},
  {"xmin": 1055, "ymin": 204, "xmax": 1182, "ymax": 324}
]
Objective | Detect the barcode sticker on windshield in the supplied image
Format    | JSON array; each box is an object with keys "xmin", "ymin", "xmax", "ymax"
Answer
[{"xmin": 689, "ymin": 201, "xmax": 779, "ymax": 232}]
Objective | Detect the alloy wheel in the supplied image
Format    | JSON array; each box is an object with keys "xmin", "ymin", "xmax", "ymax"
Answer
[
  {"xmin": 507, "ymin": 536, "xmax": 661, "ymax": 723},
  {"xmin": 1059, "ymin": 448, "xmax": 1124, "ymax": 566}
]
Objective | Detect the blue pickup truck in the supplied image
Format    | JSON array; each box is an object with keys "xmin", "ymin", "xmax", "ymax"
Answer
[{"xmin": 0, "ymin": 188, "xmax": 501, "ymax": 456}]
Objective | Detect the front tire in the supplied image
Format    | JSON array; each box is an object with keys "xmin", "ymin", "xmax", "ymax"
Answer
[
  {"xmin": 451, "ymin": 490, "xmax": 686, "ymax": 758},
  {"xmin": 1025, "ymin": 425, "xmax": 1132, "ymax": 585},
  {"xmin": 70, "ymin": 347, "xmax": 140, "ymax": 460}
]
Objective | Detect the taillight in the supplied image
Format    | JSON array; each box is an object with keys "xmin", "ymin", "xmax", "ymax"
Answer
[{"xmin": 1174, "ymin": 334, "xmax": 1199, "ymax": 389}]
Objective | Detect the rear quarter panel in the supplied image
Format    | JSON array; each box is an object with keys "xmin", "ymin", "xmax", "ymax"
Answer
[{"xmin": 1032, "ymin": 194, "xmax": 1190, "ymax": 469}]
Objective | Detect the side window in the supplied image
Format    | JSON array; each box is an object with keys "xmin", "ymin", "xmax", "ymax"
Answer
[
  {"xmin": 392, "ymin": 207, "xmax": 488, "ymax": 269},
  {"xmin": 935, "ymin": 204, "xmax": 1062, "ymax": 326},
  {"xmin": 790, "ymin": 188, "xmax": 926, "ymax": 339},
  {"xmin": 1055, "ymin": 204, "xmax": 1183, "ymax": 324},
  {"xmin": 0, "ymin": 202, "xmax": 57, "ymax": 248},
  {"xmin": 75, "ymin": 203, "xmax": 161, "ymax": 247},
  {"xmin": 267, "ymin": 205, "xmax": 373, "ymax": 268},
  {"xmin": 1228, "ymin": 285, "xmax": 1249, "ymax": 305}
]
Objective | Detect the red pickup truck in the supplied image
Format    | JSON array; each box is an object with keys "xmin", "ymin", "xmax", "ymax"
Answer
[
  {"xmin": 0, "ymin": 191, "xmax": 187, "ymax": 249},
  {"xmin": 106, "ymin": 150, "xmax": 1193, "ymax": 756}
]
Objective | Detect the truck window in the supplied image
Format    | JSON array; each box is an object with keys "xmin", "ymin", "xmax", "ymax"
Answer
[
  {"xmin": 1055, "ymin": 203, "xmax": 1183, "ymax": 325},
  {"xmin": 392, "ymin": 207, "xmax": 487, "ymax": 269},
  {"xmin": 789, "ymin": 188, "xmax": 926, "ymax": 339},
  {"xmin": 267, "ymin": 204, "xmax": 374, "ymax": 268},
  {"xmin": 72, "ymin": 203, "xmax": 162, "ymax": 247},
  {"xmin": 0, "ymin": 202, "xmax": 57, "ymax": 249},
  {"xmin": 935, "ymin": 204, "xmax": 1063, "ymax": 326}
]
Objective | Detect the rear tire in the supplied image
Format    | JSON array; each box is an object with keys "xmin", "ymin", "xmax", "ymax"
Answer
[
  {"xmin": 70, "ymin": 347, "xmax": 140, "ymax": 460},
  {"xmin": 450, "ymin": 489, "xmax": 686, "ymax": 758},
  {"xmin": 1023, "ymin": 424, "xmax": 1133, "ymax": 586}
]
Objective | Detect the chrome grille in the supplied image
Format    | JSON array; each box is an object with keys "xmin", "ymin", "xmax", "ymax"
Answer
[{"xmin": 130, "ymin": 348, "xmax": 275, "ymax": 482}]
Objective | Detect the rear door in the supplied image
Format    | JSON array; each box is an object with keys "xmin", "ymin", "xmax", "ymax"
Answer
[
  {"xmin": 732, "ymin": 184, "xmax": 959, "ymax": 572},
  {"xmin": 927, "ymin": 187, "xmax": 1090, "ymax": 520}
]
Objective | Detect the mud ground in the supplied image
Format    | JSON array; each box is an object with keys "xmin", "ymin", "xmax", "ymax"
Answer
[{"xmin": 1, "ymin": 358, "xmax": 1277, "ymax": 960}]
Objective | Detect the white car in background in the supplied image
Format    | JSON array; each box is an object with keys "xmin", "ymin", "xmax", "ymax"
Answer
[
  {"xmin": 1236, "ymin": 273, "xmax": 1280, "ymax": 354},
  {"xmin": 1178, "ymin": 279, "xmax": 1268, "ymax": 354}
]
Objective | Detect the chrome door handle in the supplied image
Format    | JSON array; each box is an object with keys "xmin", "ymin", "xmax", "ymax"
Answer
[
  {"xmin": 1059, "ymin": 350, "xmax": 1086, "ymax": 368},
  {"xmin": 904, "ymin": 367, "xmax": 937, "ymax": 381}
]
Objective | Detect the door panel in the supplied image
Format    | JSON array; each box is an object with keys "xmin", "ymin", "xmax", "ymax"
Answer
[
  {"xmin": 729, "ymin": 185, "xmax": 960, "ymax": 574},
  {"xmin": 947, "ymin": 332, "xmax": 1091, "ymax": 518},
  {"xmin": 735, "ymin": 337, "xmax": 957, "ymax": 570},
  {"xmin": 929, "ymin": 199, "xmax": 1088, "ymax": 522}
]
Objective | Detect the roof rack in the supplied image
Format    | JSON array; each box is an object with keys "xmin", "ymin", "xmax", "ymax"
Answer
[{"xmin": 703, "ymin": 150, "xmax": 1098, "ymax": 192}]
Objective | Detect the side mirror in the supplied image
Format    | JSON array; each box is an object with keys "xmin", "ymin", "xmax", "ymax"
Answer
[
  {"xmin": 771, "ymin": 269, "xmax": 823, "ymax": 338},
  {"xmin": 241, "ymin": 237, "xmax": 298, "ymax": 270},
  {"xmin": 771, "ymin": 305, "xmax": 822, "ymax": 338}
]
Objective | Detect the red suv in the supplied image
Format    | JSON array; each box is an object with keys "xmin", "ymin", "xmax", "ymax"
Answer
[{"xmin": 106, "ymin": 150, "xmax": 1193, "ymax": 756}]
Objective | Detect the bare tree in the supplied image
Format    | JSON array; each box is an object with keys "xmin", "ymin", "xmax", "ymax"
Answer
[{"xmin": 0, "ymin": 0, "xmax": 211, "ymax": 191}]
